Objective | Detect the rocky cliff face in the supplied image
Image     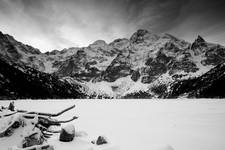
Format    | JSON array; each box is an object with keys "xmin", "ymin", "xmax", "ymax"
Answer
[{"xmin": 0, "ymin": 29, "xmax": 224, "ymax": 98}]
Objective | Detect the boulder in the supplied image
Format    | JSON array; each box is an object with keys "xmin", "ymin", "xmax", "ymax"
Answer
[
  {"xmin": 96, "ymin": 136, "xmax": 108, "ymax": 145},
  {"xmin": 59, "ymin": 124, "xmax": 75, "ymax": 142}
]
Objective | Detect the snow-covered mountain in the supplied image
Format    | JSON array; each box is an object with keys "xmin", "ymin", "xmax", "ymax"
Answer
[
  {"xmin": 0, "ymin": 29, "xmax": 225, "ymax": 99},
  {"xmin": 167, "ymin": 62, "xmax": 225, "ymax": 98}
]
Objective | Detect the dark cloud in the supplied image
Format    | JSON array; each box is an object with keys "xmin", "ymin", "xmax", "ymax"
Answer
[
  {"xmin": 167, "ymin": 0, "xmax": 225, "ymax": 44},
  {"xmin": 0, "ymin": 0, "xmax": 224, "ymax": 51},
  {"xmin": 126, "ymin": 0, "xmax": 188, "ymax": 32}
]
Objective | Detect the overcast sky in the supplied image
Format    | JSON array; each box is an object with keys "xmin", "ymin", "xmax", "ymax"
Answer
[{"xmin": 0, "ymin": 0, "xmax": 225, "ymax": 52}]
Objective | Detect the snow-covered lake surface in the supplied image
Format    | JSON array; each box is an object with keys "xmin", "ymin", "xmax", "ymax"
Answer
[{"xmin": 1, "ymin": 99, "xmax": 225, "ymax": 150}]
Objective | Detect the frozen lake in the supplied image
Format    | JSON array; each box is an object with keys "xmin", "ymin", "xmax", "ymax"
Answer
[{"xmin": 0, "ymin": 99, "xmax": 225, "ymax": 150}]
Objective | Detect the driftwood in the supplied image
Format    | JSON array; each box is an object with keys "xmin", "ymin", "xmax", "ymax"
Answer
[
  {"xmin": 0, "ymin": 112, "xmax": 17, "ymax": 118},
  {"xmin": 1, "ymin": 105, "xmax": 76, "ymax": 119},
  {"xmin": 17, "ymin": 105, "xmax": 76, "ymax": 117},
  {"xmin": 0, "ymin": 103, "xmax": 78, "ymax": 140},
  {"xmin": 0, "ymin": 102, "xmax": 79, "ymax": 149}
]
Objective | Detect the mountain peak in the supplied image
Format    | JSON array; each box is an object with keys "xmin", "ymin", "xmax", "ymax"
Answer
[
  {"xmin": 89, "ymin": 40, "xmax": 108, "ymax": 49},
  {"xmin": 191, "ymin": 35, "xmax": 207, "ymax": 50},
  {"xmin": 136, "ymin": 29, "xmax": 150, "ymax": 35},
  {"xmin": 190, "ymin": 35, "xmax": 208, "ymax": 55},
  {"xmin": 92, "ymin": 40, "xmax": 107, "ymax": 45},
  {"xmin": 0, "ymin": 31, "xmax": 6, "ymax": 41},
  {"xmin": 195, "ymin": 35, "xmax": 205, "ymax": 44},
  {"xmin": 130, "ymin": 29, "xmax": 151, "ymax": 39},
  {"xmin": 130, "ymin": 29, "xmax": 159, "ymax": 44},
  {"xmin": 0, "ymin": 31, "xmax": 11, "ymax": 41}
]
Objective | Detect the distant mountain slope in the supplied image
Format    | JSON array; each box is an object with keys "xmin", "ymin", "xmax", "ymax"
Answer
[
  {"xmin": 0, "ymin": 58, "xmax": 86, "ymax": 99},
  {"xmin": 166, "ymin": 62, "xmax": 225, "ymax": 98},
  {"xmin": 0, "ymin": 29, "xmax": 225, "ymax": 98}
]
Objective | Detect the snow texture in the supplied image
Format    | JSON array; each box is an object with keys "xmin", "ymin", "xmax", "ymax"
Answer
[{"xmin": 0, "ymin": 100, "xmax": 225, "ymax": 150}]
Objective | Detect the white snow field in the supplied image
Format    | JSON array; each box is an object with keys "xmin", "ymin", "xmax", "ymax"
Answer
[{"xmin": 0, "ymin": 100, "xmax": 225, "ymax": 150}]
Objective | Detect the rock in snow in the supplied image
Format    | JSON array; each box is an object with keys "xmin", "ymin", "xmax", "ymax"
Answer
[
  {"xmin": 96, "ymin": 136, "xmax": 108, "ymax": 145},
  {"xmin": 91, "ymin": 136, "xmax": 109, "ymax": 145},
  {"xmin": 59, "ymin": 124, "xmax": 75, "ymax": 142}
]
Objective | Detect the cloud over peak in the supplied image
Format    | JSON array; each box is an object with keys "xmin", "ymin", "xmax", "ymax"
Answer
[{"xmin": 0, "ymin": 0, "xmax": 224, "ymax": 51}]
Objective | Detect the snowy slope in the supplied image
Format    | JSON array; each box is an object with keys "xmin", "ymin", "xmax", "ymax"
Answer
[{"xmin": 1, "ymin": 100, "xmax": 225, "ymax": 150}]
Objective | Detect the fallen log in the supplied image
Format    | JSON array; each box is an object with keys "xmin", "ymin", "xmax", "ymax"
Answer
[
  {"xmin": 56, "ymin": 116, "xmax": 78, "ymax": 123},
  {"xmin": 17, "ymin": 105, "xmax": 76, "ymax": 117},
  {"xmin": 0, "ymin": 112, "xmax": 17, "ymax": 118}
]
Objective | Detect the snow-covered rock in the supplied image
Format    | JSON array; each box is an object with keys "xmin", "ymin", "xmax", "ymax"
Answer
[{"xmin": 59, "ymin": 124, "xmax": 75, "ymax": 142}]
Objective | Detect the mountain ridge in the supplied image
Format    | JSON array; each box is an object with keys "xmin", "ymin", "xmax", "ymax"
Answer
[{"xmin": 0, "ymin": 29, "xmax": 224, "ymax": 99}]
